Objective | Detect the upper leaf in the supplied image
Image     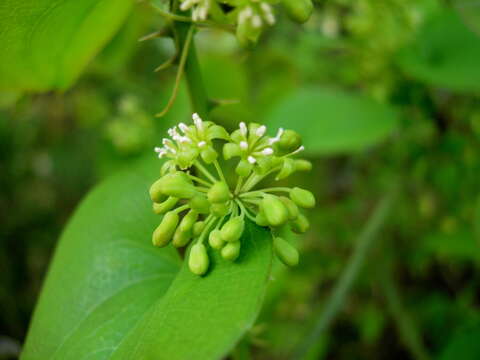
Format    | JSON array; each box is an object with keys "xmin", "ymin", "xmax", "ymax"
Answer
[
  {"xmin": 397, "ymin": 10, "xmax": 480, "ymax": 92},
  {"xmin": 21, "ymin": 158, "xmax": 273, "ymax": 360},
  {"xmin": 0, "ymin": 0, "xmax": 134, "ymax": 91},
  {"xmin": 265, "ymin": 87, "xmax": 398, "ymax": 155}
]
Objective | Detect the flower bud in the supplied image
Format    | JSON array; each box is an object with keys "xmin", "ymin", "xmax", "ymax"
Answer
[
  {"xmin": 179, "ymin": 210, "xmax": 198, "ymax": 233},
  {"xmin": 236, "ymin": 159, "xmax": 253, "ymax": 177},
  {"xmin": 220, "ymin": 216, "xmax": 245, "ymax": 242},
  {"xmin": 155, "ymin": 172, "xmax": 196, "ymax": 199},
  {"xmin": 256, "ymin": 157, "xmax": 274, "ymax": 175},
  {"xmin": 221, "ymin": 241, "xmax": 241, "ymax": 261},
  {"xmin": 255, "ymin": 208, "xmax": 269, "ymax": 227},
  {"xmin": 189, "ymin": 195, "xmax": 211, "ymax": 214},
  {"xmin": 208, "ymin": 229, "xmax": 225, "ymax": 250},
  {"xmin": 290, "ymin": 213, "xmax": 309, "ymax": 234},
  {"xmin": 207, "ymin": 182, "xmax": 231, "ymax": 203},
  {"xmin": 188, "ymin": 243, "xmax": 209, "ymax": 275},
  {"xmin": 152, "ymin": 211, "xmax": 179, "ymax": 247},
  {"xmin": 211, "ymin": 202, "xmax": 230, "ymax": 217},
  {"xmin": 290, "ymin": 187, "xmax": 315, "ymax": 208},
  {"xmin": 172, "ymin": 228, "xmax": 192, "ymax": 247},
  {"xmin": 278, "ymin": 129, "xmax": 302, "ymax": 151},
  {"xmin": 153, "ymin": 196, "xmax": 178, "ymax": 215},
  {"xmin": 223, "ymin": 143, "xmax": 241, "ymax": 160},
  {"xmin": 149, "ymin": 179, "xmax": 167, "ymax": 203},
  {"xmin": 193, "ymin": 221, "xmax": 205, "ymax": 237},
  {"xmin": 294, "ymin": 159, "xmax": 312, "ymax": 172},
  {"xmin": 276, "ymin": 158, "xmax": 295, "ymax": 180},
  {"xmin": 273, "ymin": 237, "xmax": 299, "ymax": 266},
  {"xmin": 279, "ymin": 196, "xmax": 299, "ymax": 220},
  {"xmin": 283, "ymin": 0, "xmax": 313, "ymax": 24},
  {"xmin": 177, "ymin": 147, "xmax": 199, "ymax": 169},
  {"xmin": 261, "ymin": 194, "xmax": 289, "ymax": 227},
  {"xmin": 200, "ymin": 146, "xmax": 218, "ymax": 164}
]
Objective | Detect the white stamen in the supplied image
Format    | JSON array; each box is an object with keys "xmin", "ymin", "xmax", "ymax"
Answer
[
  {"xmin": 252, "ymin": 15, "xmax": 262, "ymax": 28},
  {"xmin": 269, "ymin": 127, "xmax": 284, "ymax": 144},
  {"xmin": 192, "ymin": 113, "xmax": 203, "ymax": 131},
  {"xmin": 291, "ymin": 145, "xmax": 305, "ymax": 155},
  {"xmin": 240, "ymin": 141, "xmax": 248, "ymax": 150},
  {"xmin": 248, "ymin": 156, "xmax": 257, "ymax": 164},
  {"xmin": 256, "ymin": 125, "xmax": 266, "ymax": 137},
  {"xmin": 198, "ymin": 141, "xmax": 206, "ymax": 148},
  {"xmin": 239, "ymin": 122, "xmax": 247, "ymax": 136},
  {"xmin": 262, "ymin": 147, "xmax": 274, "ymax": 155},
  {"xmin": 178, "ymin": 123, "xmax": 189, "ymax": 133},
  {"xmin": 179, "ymin": 136, "xmax": 191, "ymax": 144},
  {"xmin": 154, "ymin": 147, "xmax": 163, "ymax": 153}
]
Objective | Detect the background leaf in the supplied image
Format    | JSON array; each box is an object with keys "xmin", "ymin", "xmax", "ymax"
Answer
[
  {"xmin": 439, "ymin": 324, "xmax": 480, "ymax": 360},
  {"xmin": 265, "ymin": 87, "xmax": 398, "ymax": 155},
  {"xmin": 21, "ymin": 159, "xmax": 273, "ymax": 360},
  {"xmin": 397, "ymin": 10, "xmax": 480, "ymax": 92},
  {"xmin": 0, "ymin": 0, "xmax": 134, "ymax": 91}
]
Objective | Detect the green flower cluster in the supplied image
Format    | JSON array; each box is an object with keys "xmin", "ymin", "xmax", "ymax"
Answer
[
  {"xmin": 150, "ymin": 114, "xmax": 315, "ymax": 275},
  {"xmin": 179, "ymin": 0, "xmax": 314, "ymax": 46}
]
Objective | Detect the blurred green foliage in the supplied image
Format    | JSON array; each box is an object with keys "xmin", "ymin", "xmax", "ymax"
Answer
[{"xmin": 1, "ymin": 0, "xmax": 480, "ymax": 359}]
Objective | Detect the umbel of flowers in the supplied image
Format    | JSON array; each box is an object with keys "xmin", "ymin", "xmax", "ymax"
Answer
[
  {"xmin": 150, "ymin": 113, "xmax": 315, "ymax": 275},
  {"xmin": 178, "ymin": 0, "xmax": 314, "ymax": 46}
]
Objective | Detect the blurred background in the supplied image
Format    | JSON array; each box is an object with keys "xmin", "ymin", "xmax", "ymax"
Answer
[{"xmin": 1, "ymin": 0, "xmax": 480, "ymax": 359}]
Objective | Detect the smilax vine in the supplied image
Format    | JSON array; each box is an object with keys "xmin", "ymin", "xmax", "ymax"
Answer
[{"xmin": 150, "ymin": 113, "xmax": 315, "ymax": 275}]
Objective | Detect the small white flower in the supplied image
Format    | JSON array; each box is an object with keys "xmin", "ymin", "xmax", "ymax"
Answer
[
  {"xmin": 178, "ymin": 123, "xmax": 189, "ymax": 133},
  {"xmin": 239, "ymin": 122, "xmax": 248, "ymax": 136},
  {"xmin": 198, "ymin": 141, "xmax": 207, "ymax": 148},
  {"xmin": 248, "ymin": 156, "xmax": 257, "ymax": 164},
  {"xmin": 193, "ymin": 113, "xmax": 204, "ymax": 131}
]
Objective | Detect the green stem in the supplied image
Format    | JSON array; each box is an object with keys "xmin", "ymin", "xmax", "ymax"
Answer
[
  {"xmin": 292, "ymin": 185, "xmax": 398, "ymax": 359},
  {"xmin": 213, "ymin": 160, "xmax": 227, "ymax": 183},
  {"xmin": 240, "ymin": 187, "xmax": 291, "ymax": 198},
  {"xmin": 173, "ymin": 22, "xmax": 209, "ymax": 118},
  {"xmin": 378, "ymin": 260, "xmax": 431, "ymax": 360},
  {"xmin": 188, "ymin": 174, "xmax": 213, "ymax": 187},
  {"xmin": 194, "ymin": 161, "xmax": 218, "ymax": 183}
]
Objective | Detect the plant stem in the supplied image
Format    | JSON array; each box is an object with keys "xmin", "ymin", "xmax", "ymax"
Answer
[
  {"xmin": 292, "ymin": 185, "xmax": 398, "ymax": 359},
  {"xmin": 173, "ymin": 20, "xmax": 209, "ymax": 118},
  {"xmin": 378, "ymin": 260, "xmax": 431, "ymax": 360}
]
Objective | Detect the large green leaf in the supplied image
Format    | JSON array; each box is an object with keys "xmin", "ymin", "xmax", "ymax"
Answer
[
  {"xmin": 22, "ymin": 158, "xmax": 273, "ymax": 360},
  {"xmin": 265, "ymin": 87, "xmax": 398, "ymax": 155},
  {"xmin": 397, "ymin": 10, "xmax": 480, "ymax": 92},
  {"xmin": 439, "ymin": 324, "xmax": 480, "ymax": 360},
  {"xmin": 0, "ymin": 0, "xmax": 134, "ymax": 91}
]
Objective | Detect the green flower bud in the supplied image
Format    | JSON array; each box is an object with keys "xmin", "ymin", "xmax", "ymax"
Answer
[
  {"xmin": 236, "ymin": 159, "xmax": 253, "ymax": 177},
  {"xmin": 208, "ymin": 229, "xmax": 226, "ymax": 250},
  {"xmin": 276, "ymin": 158, "xmax": 296, "ymax": 180},
  {"xmin": 179, "ymin": 210, "xmax": 198, "ymax": 233},
  {"xmin": 278, "ymin": 129, "xmax": 302, "ymax": 151},
  {"xmin": 230, "ymin": 129, "xmax": 243, "ymax": 143},
  {"xmin": 208, "ymin": 182, "xmax": 231, "ymax": 203},
  {"xmin": 261, "ymin": 194, "xmax": 289, "ymax": 227},
  {"xmin": 223, "ymin": 143, "xmax": 241, "ymax": 160},
  {"xmin": 283, "ymin": 0, "xmax": 313, "ymax": 24},
  {"xmin": 255, "ymin": 208, "xmax": 269, "ymax": 227},
  {"xmin": 294, "ymin": 159, "xmax": 312, "ymax": 172},
  {"xmin": 188, "ymin": 243, "xmax": 209, "ymax": 275},
  {"xmin": 177, "ymin": 147, "xmax": 199, "ymax": 169},
  {"xmin": 256, "ymin": 156, "xmax": 274, "ymax": 175},
  {"xmin": 193, "ymin": 221, "xmax": 205, "ymax": 237},
  {"xmin": 221, "ymin": 241, "xmax": 241, "ymax": 261},
  {"xmin": 279, "ymin": 196, "xmax": 299, "ymax": 220},
  {"xmin": 160, "ymin": 160, "xmax": 176, "ymax": 176},
  {"xmin": 153, "ymin": 196, "xmax": 178, "ymax": 215},
  {"xmin": 290, "ymin": 187, "xmax": 315, "ymax": 208},
  {"xmin": 189, "ymin": 195, "xmax": 211, "ymax": 214},
  {"xmin": 149, "ymin": 179, "xmax": 167, "ymax": 203},
  {"xmin": 172, "ymin": 228, "xmax": 192, "ymax": 247},
  {"xmin": 220, "ymin": 216, "xmax": 245, "ymax": 242},
  {"xmin": 211, "ymin": 202, "xmax": 230, "ymax": 217},
  {"xmin": 152, "ymin": 211, "xmax": 179, "ymax": 247},
  {"xmin": 200, "ymin": 146, "xmax": 218, "ymax": 164},
  {"xmin": 290, "ymin": 213, "xmax": 310, "ymax": 234},
  {"xmin": 154, "ymin": 172, "xmax": 196, "ymax": 199},
  {"xmin": 273, "ymin": 237, "xmax": 299, "ymax": 266}
]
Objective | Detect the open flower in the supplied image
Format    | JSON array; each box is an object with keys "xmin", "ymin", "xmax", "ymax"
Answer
[{"xmin": 150, "ymin": 114, "xmax": 314, "ymax": 275}]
